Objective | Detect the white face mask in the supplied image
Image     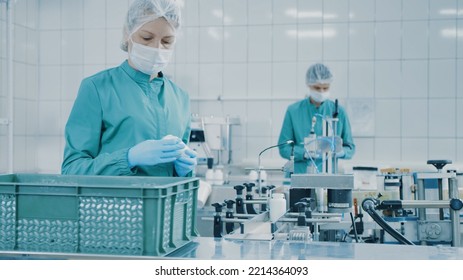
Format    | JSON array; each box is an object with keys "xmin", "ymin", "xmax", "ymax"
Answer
[
  {"xmin": 129, "ymin": 37, "xmax": 173, "ymax": 75},
  {"xmin": 309, "ymin": 89, "xmax": 330, "ymax": 103}
]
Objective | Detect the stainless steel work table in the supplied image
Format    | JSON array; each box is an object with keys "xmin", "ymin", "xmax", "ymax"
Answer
[
  {"xmin": 1, "ymin": 237, "xmax": 463, "ymax": 260},
  {"xmin": 170, "ymin": 237, "xmax": 463, "ymax": 260}
]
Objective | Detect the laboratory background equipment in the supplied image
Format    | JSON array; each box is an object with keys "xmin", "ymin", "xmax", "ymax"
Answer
[
  {"xmin": 188, "ymin": 115, "xmax": 240, "ymax": 177},
  {"xmin": 200, "ymin": 159, "xmax": 462, "ymax": 248}
]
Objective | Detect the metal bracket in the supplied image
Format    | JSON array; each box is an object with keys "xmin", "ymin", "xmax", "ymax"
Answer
[
  {"xmin": 417, "ymin": 220, "xmax": 452, "ymax": 242},
  {"xmin": 291, "ymin": 174, "xmax": 354, "ymax": 189}
]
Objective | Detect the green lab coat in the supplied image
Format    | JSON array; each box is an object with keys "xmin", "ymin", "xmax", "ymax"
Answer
[
  {"xmin": 278, "ymin": 98, "xmax": 355, "ymax": 174},
  {"xmin": 62, "ymin": 60, "xmax": 191, "ymax": 176}
]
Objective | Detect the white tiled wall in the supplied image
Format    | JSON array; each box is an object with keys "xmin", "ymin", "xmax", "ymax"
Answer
[
  {"xmin": 1, "ymin": 0, "xmax": 462, "ymax": 174},
  {"xmin": 0, "ymin": 0, "xmax": 38, "ymax": 173}
]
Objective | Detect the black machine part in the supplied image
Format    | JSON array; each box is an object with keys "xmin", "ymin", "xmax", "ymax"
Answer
[
  {"xmin": 260, "ymin": 186, "xmax": 268, "ymax": 212},
  {"xmin": 233, "ymin": 186, "xmax": 246, "ymax": 215},
  {"xmin": 289, "ymin": 189, "xmax": 314, "ymax": 212},
  {"xmin": 327, "ymin": 189, "xmax": 352, "ymax": 212},
  {"xmin": 427, "ymin": 159, "xmax": 452, "ymax": 171},
  {"xmin": 300, "ymin": 197, "xmax": 317, "ymax": 213},
  {"xmin": 333, "ymin": 99, "xmax": 338, "ymax": 118},
  {"xmin": 211, "ymin": 203, "xmax": 224, "ymax": 238},
  {"xmin": 450, "ymin": 198, "xmax": 463, "ymax": 211},
  {"xmin": 224, "ymin": 200, "xmax": 236, "ymax": 234},
  {"xmin": 362, "ymin": 198, "xmax": 415, "ymax": 245},
  {"xmin": 233, "ymin": 185, "xmax": 245, "ymax": 196},
  {"xmin": 294, "ymin": 202, "xmax": 308, "ymax": 227},
  {"xmin": 261, "ymin": 186, "xmax": 268, "ymax": 195},
  {"xmin": 189, "ymin": 129, "xmax": 206, "ymax": 142},
  {"xmin": 225, "ymin": 199, "xmax": 236, "ymax": 210},
  {"xmin": 243, "ymin": 183, "xmax": 257, "ymax": 215},
  {"xmin": 300, "ymin": 198, "xmax": 315, "ymax": 228},
  {"xmin": 212, "ymin": 202, "xmax": 224, "ymax": 214},
  {"xmin": 352, "ymin": 166, "xmax": 378, "ymax": 171},
  {"xmin": 244, "ymin": 183, "xmax": 255, "ymax": 193},
  {"xmin": 235, "ymin": 197, "xmax": 245, "ymax": 215}
]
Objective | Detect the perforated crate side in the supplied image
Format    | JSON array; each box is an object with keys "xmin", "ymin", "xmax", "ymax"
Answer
[{"xmin": 0, "ymin": 194, "xmax": 16, "ymax": 251}]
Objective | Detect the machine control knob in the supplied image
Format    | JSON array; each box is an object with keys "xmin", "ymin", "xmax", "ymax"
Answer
[
  {"xmin": 243, "ymin": 183, "xmax": 255, "ymax": 193},
  {"xmin": 233, "ymin": 185, "xmax": 245, "ymax": 195},
  {"xmin": 212, "ymin": 202, "xmax": 225, "ymax": 213},
  {"xmin": 450, "ymin": 199, "xmax": 463, "ymax": 211},
  {"xmin": 224, "ymin": 199, "xmax": 235, "ymax": 209},
  {"xmin": 427, "ymin": 160, "xmax": 452, "ymax": 171},
  {"xmin": 261, "ymin": 186, "xmax": 268, "ymax": 195}
]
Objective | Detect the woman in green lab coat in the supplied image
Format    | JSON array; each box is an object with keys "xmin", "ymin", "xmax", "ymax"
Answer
[
  {"xmin": 62, "ymin": 0, "xmax": 197, "ymax": 177},
  {"xmin": 278, "ymin": 63, "xmax": 355, "ymax": 174}
]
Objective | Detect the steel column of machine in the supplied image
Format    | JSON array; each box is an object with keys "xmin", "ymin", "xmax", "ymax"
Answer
[
  {"xmin": 438, "ymin": 177, "xmax": 444, "ymax": 220},
  {"xmin": 416, "ymin": 179, "xmax": 427, "ymax": 245},
  {"xmin": 449, "ymin": 178, "xmax": 460, "ymax": 247},
  {"xmin": 331, "ymin": 118, "xmax": 338, "ymax": 174}
]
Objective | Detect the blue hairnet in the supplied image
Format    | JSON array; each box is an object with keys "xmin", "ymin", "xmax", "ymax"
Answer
[
  {"xmin": 121, "ymin": 0, "xmax": 181, "ymax": 51},
  {"xmin": 305, "ymin": 63, "xmax": 333, "ymax": 85}
]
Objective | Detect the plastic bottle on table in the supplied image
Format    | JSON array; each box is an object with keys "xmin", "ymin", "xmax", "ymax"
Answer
[
  {"xmin": 269, "ymin": 193, "xmax": 287, "ymax": 222},
  {"xmin": 213, "ymin": 167, "xmax": 224, "ymax": 185},
  {"xmin": 205, "ymin": 168, "xmax": 214, "ymax": 184}
]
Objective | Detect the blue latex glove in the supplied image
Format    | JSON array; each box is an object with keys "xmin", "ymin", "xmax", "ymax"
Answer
[
  {"xmin": 174, "ymin": 148, "xmax": 198, "ymax": 177},
  {"xmin": 128, "ymin": 138, "xmax": 186, "ymax": 168}
]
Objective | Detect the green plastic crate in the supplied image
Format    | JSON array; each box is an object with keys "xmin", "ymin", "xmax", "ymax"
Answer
[{"xmin": 0, "ymin": 173, "xmax": 199, "ymax": 257}]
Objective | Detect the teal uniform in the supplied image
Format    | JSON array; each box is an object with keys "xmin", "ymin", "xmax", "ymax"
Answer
[
  {"xmin": 62, "ymin": 60, "xmax": 191, "ymax": 176},
  {"xmin": 278, "ymin": 98, "xmax": 355, "ymax": 174}
]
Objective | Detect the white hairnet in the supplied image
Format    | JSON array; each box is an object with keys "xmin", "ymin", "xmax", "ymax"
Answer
[
  {"xmin": 120, "ymin": 0, "xmax": 182, "ymax": 52},
  {"xmin": 305, "ymin": 63, "xmax": 333, "ymax": 85}
]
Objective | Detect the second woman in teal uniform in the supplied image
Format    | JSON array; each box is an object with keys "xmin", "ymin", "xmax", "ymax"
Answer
[{"xmin": 278, "ymin": 63, "xmax": 355, "ymax": 174}]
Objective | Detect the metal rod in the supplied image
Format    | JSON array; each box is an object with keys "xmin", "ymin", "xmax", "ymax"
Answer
[
  {"xmin": 233, "ymin": 213, "xmax": 259, "ymax": 218},
  {"xmin": 201, "ymin": 217, "xmax": 244, "ymax": 223},
  {"xmin": 416, "ymin": 179, "xmax": 427, "ymax": 246},
  {"xmin": 449, "ymin": 178, "xmax": 460, "ymax": 247},
  {"xmin": 220, "ymin": 218, "xmax": 254, "ymax": 223},
  {"xmin": 400, "ymin": 200, "xmax": 451, "ymax": 208},
  {"xmin": 201, "ymin": 213, "xmax": 259, "ymax": 221},
  {"xmin": 242, "ymin": 200, "xmax": 267, "ymax": 205},
  {"xmin": 438, "ymin": 178, "xmax": 444, "ymax": 220},
  {"xmin": 278, "ymin": 218, "xmax": 341, "ymax": 223},
  {"xmin": 332, "ymin": 119, "xmax": 338, "ymax": 174},
  {"xmin": 313, "ymin": 222, "xmax": 319, "ymax": 241},
  {"xmin": 284, "ymin": 212, "xmax": 342, "ymax": 218},
  {"xmin": 449, "ymin": 177, "xmax": 460, "ymax": 199}
]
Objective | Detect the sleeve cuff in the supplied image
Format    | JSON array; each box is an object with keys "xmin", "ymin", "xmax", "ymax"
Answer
[{"xmin": 117, "ymin": 148, "xmax": 137, "ymax": 175}]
